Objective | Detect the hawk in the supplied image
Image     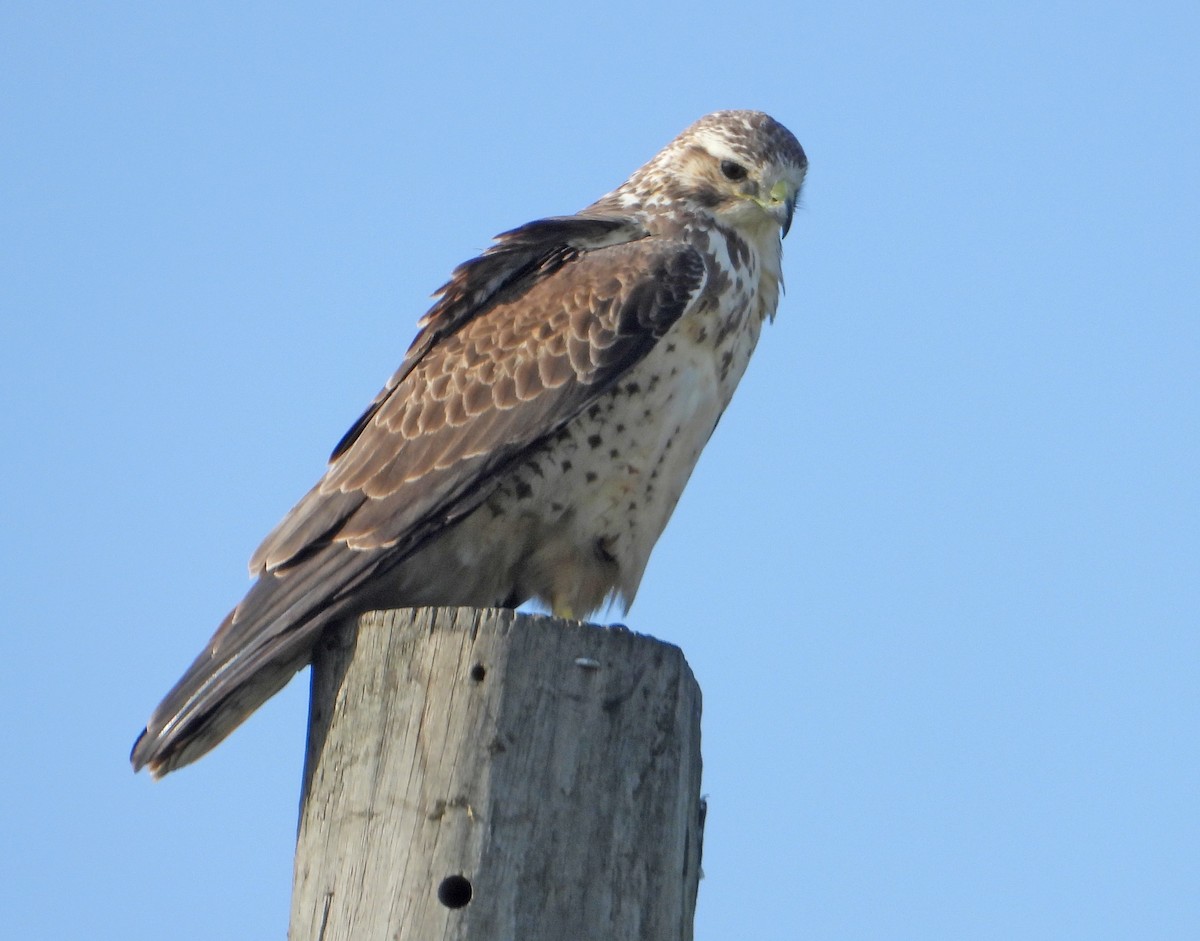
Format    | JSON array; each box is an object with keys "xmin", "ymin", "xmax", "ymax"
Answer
[{"xmin": 132, "ymin": 110, "xmax": 807, "ymax": 776}]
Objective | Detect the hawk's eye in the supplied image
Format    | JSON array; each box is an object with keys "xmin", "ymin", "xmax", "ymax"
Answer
[{"xmin": 719, "ymin": 160, "xmax": 748, "ymax": 182}]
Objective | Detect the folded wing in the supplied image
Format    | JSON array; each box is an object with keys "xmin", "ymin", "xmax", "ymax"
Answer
[{"xmin": 132, "ymin": 215, "xmax": 707, "ymax": 775}]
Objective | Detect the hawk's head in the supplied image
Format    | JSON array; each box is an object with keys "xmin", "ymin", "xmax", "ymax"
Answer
[{"xmin": 617, "ymin": 110, "xmax": 808, "ymax": 238}]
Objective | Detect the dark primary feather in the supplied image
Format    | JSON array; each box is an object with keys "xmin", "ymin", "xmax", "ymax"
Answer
[{"xmin": 131, "ymin": 217, "xmax": 706, "ymax": 776}]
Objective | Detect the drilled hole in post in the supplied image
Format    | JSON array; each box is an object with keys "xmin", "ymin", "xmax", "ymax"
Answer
[
  {"xmin": 438, "ymin": 874, "xmax": 473, "ymax": 909},
  {"xmin": 469, "ymin": 663, "xmax": 486, "ymax": 682}
]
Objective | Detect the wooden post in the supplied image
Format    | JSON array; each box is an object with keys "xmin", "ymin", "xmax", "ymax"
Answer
[{"xmin": 289, "ymin": 606, "xmax": 705, "ymax": 941}]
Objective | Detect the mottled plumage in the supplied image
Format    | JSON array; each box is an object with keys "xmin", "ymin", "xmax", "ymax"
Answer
[{"xmin": 132, "ymin": 110, "xmax": 807, "ymax": 776}]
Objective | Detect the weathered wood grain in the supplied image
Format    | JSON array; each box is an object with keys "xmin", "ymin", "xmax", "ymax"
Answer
[{"xmin": 290, "ymin": 606, "xmax": 704, "ymax": 940}]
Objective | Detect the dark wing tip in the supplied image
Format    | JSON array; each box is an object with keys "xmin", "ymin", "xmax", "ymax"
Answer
[
  {"xmin": 130, "ymin": 726, "xmax": 168, "ymax": 778},
  {"xmin": 129, "ymin": 728, "xmax": 148, "ymax": 771}
]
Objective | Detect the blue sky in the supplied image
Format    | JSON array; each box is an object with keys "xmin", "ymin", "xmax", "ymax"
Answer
[{"xmin": 3, "ymin": 2, "xmax": 1197, "ymax": 938}]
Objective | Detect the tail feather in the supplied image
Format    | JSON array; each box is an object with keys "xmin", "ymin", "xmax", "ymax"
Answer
[
  {"xmin": 130, "ymin": 610, "xmax": 323, "ymax": 777},
  {"xmin": 132, "ymin": 540, "xmax": 386, "ymax": 776}
]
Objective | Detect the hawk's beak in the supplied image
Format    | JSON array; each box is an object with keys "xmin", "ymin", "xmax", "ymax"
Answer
[{"xmin": 768, "ymin": 180, "xmax": 797, "ymax": 238}]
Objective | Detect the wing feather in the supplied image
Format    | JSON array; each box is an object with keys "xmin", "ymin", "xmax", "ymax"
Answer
[
  {"xmin": 219, "ymin": 231, "xmax": 707, "ymax": 667},
  {"xmin": 252, "ymin": 231, "xmax": 706, "ymax": 574},
  {"xmin": 133, "ymin": 220, "xmax": 706, "ymax": 775}
]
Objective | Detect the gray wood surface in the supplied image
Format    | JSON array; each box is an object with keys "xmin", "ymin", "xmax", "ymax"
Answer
[{"xmin": 290, "ymin": 606, "xmax": 704, "ymax": 940}]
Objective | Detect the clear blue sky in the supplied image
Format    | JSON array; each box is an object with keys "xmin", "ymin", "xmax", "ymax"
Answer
[{"xmin": 3, "ymin": 2, "xmax": 1197, "ymax": 938}]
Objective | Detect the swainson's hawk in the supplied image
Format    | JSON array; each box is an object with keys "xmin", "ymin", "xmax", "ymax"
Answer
[{"xmin": 132, "ymin": 110, "xmax": 807, "ymax": 776}]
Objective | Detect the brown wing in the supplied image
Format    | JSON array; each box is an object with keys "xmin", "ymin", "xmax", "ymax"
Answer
[
  {"xmin": 317, "ymin": 214, "xmax": 649, "ymax": 474},
  {"xmin": 132, "ymin": 217, "xmax": 707, "ymax": 775},
  {"xmin": 250, "ymin": 214, "xmax": 707, "ymax": 571}
]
